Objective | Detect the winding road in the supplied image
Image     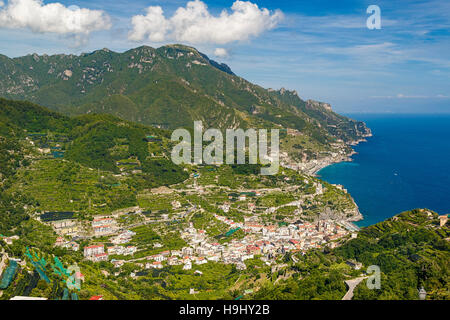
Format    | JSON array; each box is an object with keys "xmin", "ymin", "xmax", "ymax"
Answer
[{"xmin": 342, "ymin": 276, "xmax": 368, "ymax": 300}]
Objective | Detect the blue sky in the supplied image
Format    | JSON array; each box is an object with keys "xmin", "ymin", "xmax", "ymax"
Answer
[{"xmin": 0, "ymin": 0, "xmax": 449, "ymax": 114}]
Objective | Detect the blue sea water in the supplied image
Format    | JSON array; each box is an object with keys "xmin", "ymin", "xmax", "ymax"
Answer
[{"xmin": 317, "ymin": 114, "xmax": 450, "ymax": 227}]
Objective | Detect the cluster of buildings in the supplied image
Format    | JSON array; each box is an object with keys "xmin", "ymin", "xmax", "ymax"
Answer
[
  {"xmin": 1, "ymin": 235, "xmax": 20, "ymax": 245},
  {"xmin": 45, "ymin": 185, "xmax": 355, "ymax": 276},
  {"xmin": 110, "ymin": 230, "xmax": 136, "ymax": 245},
  {"xmin": 107, "ymin": 245, "xmax": 137, "ymax": 256},
  {"xmin": 54, "ymin": 237, "xmax": 80, "ymax": 251},
  {"xmin": 108, "ymin": 248, "xmax": 210, "ymax": 272},
  {"xmin": 50, "ymin": 219, "xmax": 79, "ymax": 236},
  {"xmin": 92, "ymin": 216, "xmax": 117, "ymax": 237},
  {"xmin": 45, "ymin": 213, "xmax": 120, "ymax": 238},
  {"xmin": 84, "ymin": 245, "xmax": 108, "ymax": 262},
  {"xmin": 171, "ymin": 213, "xmax": 351, "ymax": 270},
  {"xmin": 87, "ymin": 198, "xmax": 354, "ymax": 272},
  {"xmin": 82, "ymin": 229, "xmax": 138, "ymax": 262}
]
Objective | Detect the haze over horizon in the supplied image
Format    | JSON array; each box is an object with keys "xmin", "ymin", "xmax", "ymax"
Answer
[{"xmin": 0, "ymin": 0, "xmax": 449, "ymax": 114}]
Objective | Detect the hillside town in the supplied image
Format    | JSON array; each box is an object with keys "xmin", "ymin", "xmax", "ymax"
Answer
[{"xmin": 43, "ymin": 193, "xmax": 358, "ymax": 274}]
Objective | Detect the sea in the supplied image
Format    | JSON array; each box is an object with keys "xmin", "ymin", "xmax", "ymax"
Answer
[{"xmin": 317, "ymin": 114, "xmax": 450, "ymax": 227}]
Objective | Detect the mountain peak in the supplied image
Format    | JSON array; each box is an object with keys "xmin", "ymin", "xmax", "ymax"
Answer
[
  {"xmin": 162, "ymin": 44, "xmax": 199, "ymax": 52},
  {"xmin": 268, "ymin": 87, "xmax": 299, "ymax": 97},
  {"xmin": 306, "ymin": 99, "xmax": 333, "ymax": 112}
]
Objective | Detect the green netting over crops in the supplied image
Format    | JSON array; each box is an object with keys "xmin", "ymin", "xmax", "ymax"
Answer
[{"xmin": 0, "ymin": 260, "xmax": 18, "ymax": 289}]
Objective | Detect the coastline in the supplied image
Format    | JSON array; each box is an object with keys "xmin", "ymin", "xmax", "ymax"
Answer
[
  {"xmin": 305, "ymin": 137, "xmax": 371, "ymax": 177},
  {"xmin": 279, "ymin": 124, "xmax": 373, "ymax": 226},
  {"xmin": 302, "ymin": 135, "xmax": 372, "ymax": 225}
]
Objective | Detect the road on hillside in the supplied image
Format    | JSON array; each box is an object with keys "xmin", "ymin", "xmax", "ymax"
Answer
[{"xmin": 342, "ymin": 277, "xmax": 368, "ymax": 300}]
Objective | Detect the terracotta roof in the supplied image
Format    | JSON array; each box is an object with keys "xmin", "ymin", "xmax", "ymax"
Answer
[{"xmin": 85, "ymin": 245, "xmax": 103, "ymax": 249}]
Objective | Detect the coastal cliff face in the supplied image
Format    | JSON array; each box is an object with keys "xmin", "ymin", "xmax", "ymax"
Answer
[{"xmin": 302, "ymin": 199, "xmax": 363, "ymax": 224}]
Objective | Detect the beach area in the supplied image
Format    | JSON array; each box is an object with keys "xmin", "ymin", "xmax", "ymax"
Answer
[{"xmin": 304, "ymin": 137, "xmax": 371, "ymax": 177}]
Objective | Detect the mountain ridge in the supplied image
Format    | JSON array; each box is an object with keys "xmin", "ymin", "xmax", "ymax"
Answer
[{"xmin": 0, "ymin": 44, "xmax": 371, "ymax": 162}]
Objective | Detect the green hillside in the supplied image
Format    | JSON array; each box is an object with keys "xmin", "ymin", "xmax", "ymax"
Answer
[
  {"xmin": 0, "ymin": 98, "xmax": 188, "ymax": 188},
  {"xmin": 0, "ymin": 45, "xmax": 371, "ymax": 162}
]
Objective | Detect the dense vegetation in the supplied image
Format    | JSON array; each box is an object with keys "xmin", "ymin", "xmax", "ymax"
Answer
[{"xmin": 0, "ymin": 98, "xmax": 188, "ymax": 188}]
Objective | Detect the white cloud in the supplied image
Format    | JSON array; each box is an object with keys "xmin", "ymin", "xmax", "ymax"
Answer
[
  {"xmin": 214, "ymin": 48, "xmax": 229, "ymax": 58},
  {"xmin": 128, "ymin": 6, "xmax": 170, "ymax": 42},
  {"xmin": 0, "ymin": 0, "xmax": 111, "ymax": 35},
  {"xmin": 129, "ymin": 0, "xmax": 284, "ymax": 44}
]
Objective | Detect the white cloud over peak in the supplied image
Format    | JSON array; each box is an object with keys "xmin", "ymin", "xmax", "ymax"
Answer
[
  {"xmin": 129, "ymin": 0, "xmax": 284, "ymax": 44},
  {"xmin": 0, "ymin": 0, "xmax": 111, "ymax": 35},
  {"xmin": 214, "ymin": 48, "xmax": 229, "ymax": 58}
]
